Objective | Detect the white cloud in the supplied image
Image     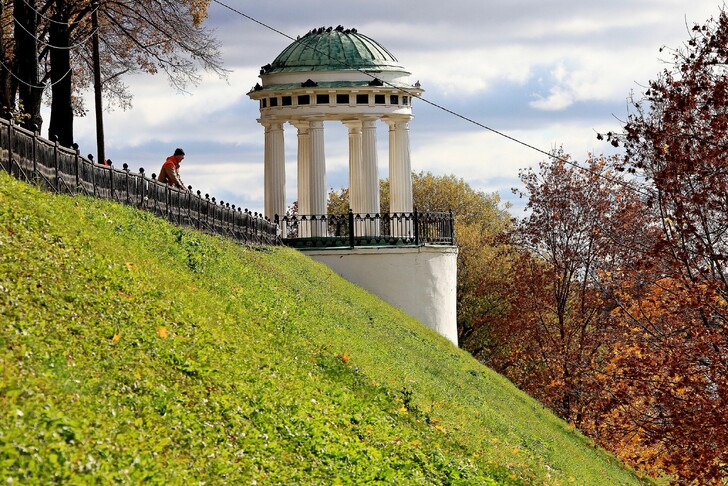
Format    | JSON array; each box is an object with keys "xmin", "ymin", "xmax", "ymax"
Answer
[
  {"xmin": 407, "ymin": 45, "xmax": 533, "ymax": 96},
  {"xmin": 530, "ymin": 86, "xmax": 574, "ymax": 111}
]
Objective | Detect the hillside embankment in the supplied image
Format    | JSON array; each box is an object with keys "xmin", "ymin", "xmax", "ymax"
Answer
[{"xmin": 0, "ymin": 172, "xmax": 652, "ymax": 484}]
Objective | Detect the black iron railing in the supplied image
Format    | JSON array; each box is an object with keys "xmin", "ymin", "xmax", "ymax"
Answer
[
  {"xmin": 277, "ymin": 209, "xmax": 454, "ymax": 249},
  {"xmin": 0, "ymin": 118, "xmax": 279, "ymax": 246}
]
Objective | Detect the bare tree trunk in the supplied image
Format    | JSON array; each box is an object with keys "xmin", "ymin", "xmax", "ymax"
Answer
[
  {"xmin": 14, "ymin": 0, "xmax": 44, "ymax": 131},
  {"xmin": 49, "ymin": 0, "xmax": 73, "ymax": 146},
  {"xmin": 0, "ymin": 2, "xmax": 13, "ymax": 116},
  {"xmin": 91, "ymin": 0, "xmax": 104, "ymax": 163}
]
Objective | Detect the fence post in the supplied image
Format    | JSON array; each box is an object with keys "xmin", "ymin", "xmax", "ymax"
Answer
[
  {"xmin": 449, "ymin": 210, "xmax": 454, "ymax": 243},
  {"xmin": 220, "ymin": 201, "xmax": 226, "ymax": 235},
  {"xmin": 139, "ymin": 168, "xmax": 146, "ymax": 209},
  {"xmin": 5, "ymin": 119, "xmax": 12, "ymax": 175},
  {"xmin": 7, "ymin": 120, "xmax": 13, "ymax": 174},
  {"xmin": 229, "ymin": 204, "xmax": 235, "ymax": 238},
  {"xmin": 211, "ymin": 197, "xmax": 217, "ymax": 235},
  {"xmin": 259, "ymin": 215, "xmax": 265, "ymax": 245},
  {"xmin": 90, "ymin": 153, "xmax": 97, "ymax": 197},
  {"xmin": 73, "ymin": 144, "xmax": 80, "ymax": 191},
  {"xmin": 123, "ymin": 163, "xmax": 130, "ymax": 203},
  {"xmin": 177, "ymin": 188, "xmax": 182, "ymax": 224},
  {"xmin": 109, "ymin": 163, "xmax": 115, "ymax": 201},
  {"xmin": 205, "ymin": 194, "xmax": 210, "ymax": 229},
  {"xmin": 187, "ymin": 186, "xmax": 192, "ymax": 227},
  {"xmin": 32, "ymin": 129, "xmax": 37, "ymax": 183},
  {"xmin": 348, "ymin": 209, "xmax": 355, "ymax": 248},
  {"xmin": 52, "ymin": 135, "xmax": 60, "ymax": 192},
  {"xmin": 221, "ymin": 201, "xmax": 227, "ymax": 235},
  {"xmin": 232, "ymin": 205, "xmax": 237, "ymax": 240},
  {"xmin": 414, "ymin": 208, "xmax": 420, "ymax": 245},
  {"xmin": 166, "ymin": 185, "xmax": 171, "ymax": 222},
  {"xmin": 196, "ymin": 191, "xmax": 202, "ymax": 230}
]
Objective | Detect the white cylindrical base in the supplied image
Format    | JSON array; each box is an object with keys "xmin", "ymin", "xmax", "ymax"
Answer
[{"xmin": 304, "ymin": 245, "xmax": 458, "ymax": 346}]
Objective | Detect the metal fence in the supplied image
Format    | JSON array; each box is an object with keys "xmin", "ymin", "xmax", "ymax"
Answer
[
  {"xmin": 0, "ymin": 118, "xmax": 280, "ymax": 246},
  {"xmin": 277, "ymin": 209, "xmax": 454, "ymax": 249}
]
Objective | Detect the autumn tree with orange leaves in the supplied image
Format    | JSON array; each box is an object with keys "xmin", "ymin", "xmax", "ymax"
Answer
[
  {"xmin": 482, "ymin": 153, "xmax": 647, "ymax": 428},
  {"xmin": 592, "ymin": 7, "xmax": 728, "ymax": 482},
  {"xmin": 488, "ymin": 8, "xmax": 728, "ymax": 483}
]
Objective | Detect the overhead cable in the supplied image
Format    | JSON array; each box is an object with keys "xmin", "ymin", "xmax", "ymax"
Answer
[
  {"xmin": 18, "ymin": 0, "xmax": 100, "ymax": 27},
  {"xmin": 0, "ymin": 59, "xmax": 73, "ymax": 89},
  {"xmin": 14, "ymin": 16, "xmax": 98, "ymax": 51}
]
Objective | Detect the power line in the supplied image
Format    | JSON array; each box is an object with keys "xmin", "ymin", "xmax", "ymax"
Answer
[
  {"xmin": 0, "ymin": 59, "xmax": 73, "ymax": 90},
  {"xmin": 14, "ymin": 16, "xmax": 98, "ymax": 51},
  {"xmin": 8, "ymin": 8, "xmax": 98, "ymax": 92},
  {"xmin": 18, "ymin": 0, "xmax": 100, "ymax": 27},
  {"xmin": 211, "ymin": 0, "xmax": 653, "ymax": 199}
]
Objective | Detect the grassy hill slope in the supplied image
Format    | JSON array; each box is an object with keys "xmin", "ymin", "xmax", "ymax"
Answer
[{"xmin": 0, "ymin": 172, "xmax": 650, "ymax": 484}]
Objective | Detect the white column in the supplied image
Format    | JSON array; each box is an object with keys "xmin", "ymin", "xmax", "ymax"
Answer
[
  {"xmin": 291, "ymin": 120, "xmax": 311, "ymax": 237},
  {"xmin": 387, "ymin": 117, "xmax": 413, "ymax": 237},
  {"xmin": 361, "ymin": 118, "xmax": 380, "ymax": 215},
  {"xmin": 343, "ymin": 120, "xmax": 363, "ymax": 214},
  {"xmin": 262, "ymin": 119, "xmax": 286, "ymax": 222},
  {"xmin": 309, "ymin": 119, "xmax": 327, "ymax": 237},
  {"xmin": 361, "ymin": 118, "xmax": 381, "ymax": 236}
]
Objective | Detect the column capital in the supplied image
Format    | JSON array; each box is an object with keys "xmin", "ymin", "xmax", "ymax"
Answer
[
  {"xmin": 383, "ymin": 114, "xmax": 412, "ymax": 128},
  {"xmin": 342, "ymin": 119, "xmax": 362, "ymax": 132},
  {"xmin": 258, "ymin": 117, "xmax": 285, "ymax": 130},
  {"xmin": 308, "ymin": 118, "xmax": 325, "ymax": 129},
  {"xmin": 291, "ymin": 115, "xmax": 327, "ymax": 126},
  {"xmin": 361, "ymin": 117, "xmax": 378, "ymax": 129},
  {"xmin": 289, "ymin": 119, "xmax": 310, "ymax": 132}
]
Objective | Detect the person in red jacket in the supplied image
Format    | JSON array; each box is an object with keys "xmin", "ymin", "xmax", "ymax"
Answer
[{"xmin": 158, "ymin": 148, "xmax": 188, "ymax": 189}]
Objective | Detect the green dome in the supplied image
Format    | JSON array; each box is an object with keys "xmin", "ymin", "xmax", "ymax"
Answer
[{"xmin": 262, "ymin": 26, "xmax": 406, "ymax": 74}]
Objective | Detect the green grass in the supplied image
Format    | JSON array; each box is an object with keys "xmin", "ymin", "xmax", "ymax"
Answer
[{"xmin": 0, "ymin": 172, "xmax": 651, "ymax": 484}]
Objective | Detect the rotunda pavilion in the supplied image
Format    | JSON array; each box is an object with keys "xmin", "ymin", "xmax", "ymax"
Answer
[
  {"xmin": 247, "ymin": 27, "xmax": 458, "ymax": 346},
  {"xmin": 247, "ymin": 26, "xmax": 423, "ymax": 233}
]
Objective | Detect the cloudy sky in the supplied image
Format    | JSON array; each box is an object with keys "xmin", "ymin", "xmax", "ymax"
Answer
[{"xmin": 65, "ymin": 0, "xmax": 723, "ymax": 216}]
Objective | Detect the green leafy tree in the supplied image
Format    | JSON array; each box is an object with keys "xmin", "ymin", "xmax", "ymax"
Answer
[{"xmin": 408, "ymin": 172, "xmax": 512, "ymax": 348}]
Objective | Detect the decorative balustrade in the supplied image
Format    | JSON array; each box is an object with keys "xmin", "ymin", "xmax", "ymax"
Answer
[
  {"xmin": 276, "ymin": 209, "xmax": 454, "ymax": 249},
  {"xmin": 0, "ymin": 118, "xmax": 279, "ymax": 247}
]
